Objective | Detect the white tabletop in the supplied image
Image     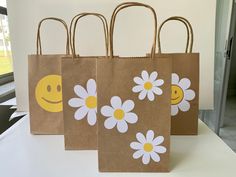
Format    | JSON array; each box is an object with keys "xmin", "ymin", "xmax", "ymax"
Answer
[{"xmin": 0, "ymin": 115, "xmax": 236, "ymax": 177}]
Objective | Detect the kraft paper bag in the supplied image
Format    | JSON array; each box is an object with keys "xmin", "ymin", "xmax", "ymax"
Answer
[
  {"xmin": 28, "ymin": 17, "xmax": 70, "ymax": 134},
  {"xmin": 97, "ymin": 2, "xmax": 172, "ymax": 172},
  {"xmin": 61, "ymin": 13, "xmax": 108, "ymax": 150},
  {"xmin": 155, "ymin": 16, "xmax": 199, "ymax": 135}
]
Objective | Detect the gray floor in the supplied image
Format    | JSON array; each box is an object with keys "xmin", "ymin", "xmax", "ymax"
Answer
[{"xmin": 220, "ymin": 96, "xmax": 236, "ymax": 152}]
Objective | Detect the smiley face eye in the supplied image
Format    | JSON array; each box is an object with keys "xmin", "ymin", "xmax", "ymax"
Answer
[
  {"xmin": 47, "ymin": 85, "xmax": 51, "ymax": 92},
  {"xmin": 174, "ymin": 90, "xmax": 177, "ymax": 94},
  {"xmin": 57, "ymin": 85, "xmax": 61, "ymax": 92}
]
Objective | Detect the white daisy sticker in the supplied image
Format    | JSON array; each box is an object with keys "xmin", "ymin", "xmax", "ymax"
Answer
[
  {"xmin": 171, "ymin": 73, "xmax": 196, "ymax": 116},
  {"xmin": 130, "ymin": 130, "xmax": 167, "ymax": 165},
  {"xmin": 132, "ymin": 70, "xmax": 164, "ymax": 101},
  {"xmin": 68, "ymin": 79, "xmax": 97, "ymax": 126},
  {"xmin": 101, "ymin": 96, "xmax": 138, "ymax": 133}
]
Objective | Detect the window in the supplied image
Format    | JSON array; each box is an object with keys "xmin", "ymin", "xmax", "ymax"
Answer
[{"xmin": 0, "ymin": 0, "xmax": 13, "ymax": 76}]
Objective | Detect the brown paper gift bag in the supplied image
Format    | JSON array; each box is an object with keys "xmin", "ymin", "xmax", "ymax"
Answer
[
  {"xmin": 97, "ymin": 2, "xmax": 172, "ymax": 172},
  {"xmin": 155, "ymin": 16, "xmax": 199, "ymax": 135},
  {"xmin": 61, "ymin": 13, "xmax": 108, "ymax": 150},
  {"xmin": 28, "ymin": 17, "xmax": 70, "ymax": 134}
]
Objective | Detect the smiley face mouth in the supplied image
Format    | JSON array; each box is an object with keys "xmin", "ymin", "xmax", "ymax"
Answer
[
  {"xmin": 171, "ymin": 96, "xmax": 180, "ymax": 101},
  {"xmin": 41, "ymin": 97, "xmax": 62, "ymax": 104}
]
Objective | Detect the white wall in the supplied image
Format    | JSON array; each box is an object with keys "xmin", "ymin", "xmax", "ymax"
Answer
[{"xmin": 7, "ymin": 0, "xmax": 216, "ymax": 111}]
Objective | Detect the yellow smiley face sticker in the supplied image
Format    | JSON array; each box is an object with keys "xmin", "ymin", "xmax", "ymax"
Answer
[
  {"xmin": 171, "ymin": 85, "xmax": 184, "ymax": 105},
  {"xmin": 35, "ymin": 75, "xmax": 62, "ymax": 112}
]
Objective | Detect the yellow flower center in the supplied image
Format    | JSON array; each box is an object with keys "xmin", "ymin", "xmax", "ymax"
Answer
[
  {"xmin": 85, "ymin": 96, "xmax": 97, "ymax": 109},
  {"xmin": 144, "ymin": 82, "xmax": 153, "ymax": 90},
  {"xmin": 113, "ymin": 109, "xmax": 125, "ymax": 120},
  {"xmin": 143, "ymin": 143, "xmax": 153, "ymax": 152},
  {"xmin": 171, "ymin": 85, "xmax": 184, "ymax": 105}
]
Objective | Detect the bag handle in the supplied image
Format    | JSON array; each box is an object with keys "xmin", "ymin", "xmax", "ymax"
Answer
[
  {"xmin": 157, "ymin": 16, "xmax": 193, "ymax": 53},
  {"xmin": 70, "ymin": 13, "xmax": 109, "ymax": 58},
  {"xmin": 109, "ymin": 2, "xmax": 157, "ymax": 59},
  {"xmin": 36, "ymin": 17, "xmax": 70, "ymax": 55}
]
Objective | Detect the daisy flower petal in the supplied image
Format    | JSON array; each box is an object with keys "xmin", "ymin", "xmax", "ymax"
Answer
[
  {"xmin": 146, "ymin": 130, "xmax": 154, "ymax": 142},
  {"xmin": 136, "ymin": 132, "xmax": 146, "ymax": 144},
  {"xmin": 153, "ymin": 136, "xmax": 164, "ymax": 145},
  {"xmin": 133, "ymin": 150, "xmax": 144, "ymax": 159},
  {"xmin": 74, "ymin": 106, "xmax": 88, "ymax": 120},
  {"xmin": 154, "ymin": 146, "xmax": 167, "ymax": 154},
  {"xmin": 132, "ymin": 85, "xmax": 143, "ymax": 93},
  {"xmin": 68, "ymin": 98, "xmax": 84, "ymax": 108},
  {"xmin": 179, "ymin": 78, "xmax": 191, "ymax": 90},
  {"xmin": 172, "ymin": 73, "xmax": 179, "ymax": 84},
  {"xmin": 138, "ymin": 90, "xmax": 147, "ymax": 100},
  {"xmin": 122, "ymin": 100, "xmax": 134, "ymax": 112},
  {"xmin": 125, "ymin": 113, "xmax": 138, "ymax": 124},
  {"xmin": 147, "ymin": 91, "xmax": 155, "ymax": 101},
  {"xmin": 111, "ymin": 96, "xmax": 122, "ymax": 109},
  {"xmin": 87, "ymin": 79, "xmax": 96, "ymax": 95},
  {"xmin": 133, "ymin": 77, "xmax": 144, "ymax": 85},
  {"xmin": 141, "ymin": 70, "xmax": 149, "ymax": 80},
  {"xmin": 178, "ymin": 100, "xmax": 190, "ymax": 112},
  {"xmin": 104, "ymin": 117, "xmax": 117, "ymax": 129},
  {"xmin": 117, "ymin": 120, "xmax": 128, "ymax": 133},
  {"xmin": 101, "ymin": 106, "xmax": 114, "ymax": 117},
  {"xmin": 184, "ymin": 89, "xmax": 196, "ymax": 101},
  {"xmin": 171, "ymin": 105, "xmax": 179, "ymax": 116},
  {"xmin": 130, "ymin": 142, "xmax": 143, "ymax": 150},
  {"xmin": 150, "ymin": 71, "xmax": 158, "ymax": 81},
  {"xmin": 153, "ymin": 79, "xmax": 164, "ymax": 87},
  {"xmin": 142, "ymin": 153, "xmax": 150, "ymax": 165},
  {"xmin": 150, "ymin": 152, "xmax": 160, "ymax": 162},
  {"xmin": 74, "ymin": 85, "xmax": 88, "ymax": 99},
  {"xmin": 152, "ymin": 87, "xmax": 163, "ymax": 95},
  {"xmin": 87, "ymin": 110, "xmax": 96, "ymax": 126}
]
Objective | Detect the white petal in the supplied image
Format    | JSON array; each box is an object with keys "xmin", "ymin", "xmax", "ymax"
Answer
[
  {"xmin": 130, "ymin": 142, "xmax": 143, "ymax": 150},
  {"xmin": 132, "ymin": 85, "xmax": 143, "ymax": 93},
  {"xmin": 154, "ymin": 146, "xmax": 167, "ymax": 154},
  {"xmin": 142, "ymin": 153, "xmax": 150, "ymax": 165},
  {"xmin": 136, "ymin": 132, "xmax": 146, "ymax": 144},
  {"xmin": 101, "ymin": 106, "xmax": 114, "ymax": 117},
  {"xmin": 133, "ymin": 77, "xmax": 144, "ymax": 85},
  {"xmin": 133, "ymin": 150, "xmax": 144, "ymax": 159},
  {"xmin": 125, "ymin": 113, "xmax": 138, "ymax": 124},
  {"xmin": 87, "ymin": 110, "xmax": 96, "ymax": 126},
  {"xmin": 171, "ymin": 105, "xmax": 179, "ymax": 116},
  {"xmin": 74, "ymin": 85, "xmax": 88, "ymax": 99},
  {"xmin": 104, "ymin": 117, "xmax": 117, "ymax": 129},
  {"xmin": 152, "ymin": 87, "xmax": 163, "ymax": 95},
  {"xmin": 111, "ymin": 96, "xmax": 122, "ymax": 109},
  {"xmin": 87, "ymin": 79, "xmax": 96, "ymax": 95},
  {"xmin": 68, "ymin": 98, "xmax": 84, "ymax": 108},
  {"xmin": 150, "ymin": 71, "xmax": 158, "ymax": 81},
  {"xmin": 122, "ymin": 100, "xmax": 134, "ymax": 112},
  {"xmin": 141, "ymin": 70, "xmax": 149, "ymax": 80},
  {"xmin": 74, "ymin": 106, "xmax": 88, "ymax": 120},
  {"xmin": 179, "ymin": 78, "xmax": 191, "ymax": 90},
  {"xmin": 178, "ymin": 100, "xmax": 190, "ymax": 112},
  {"xmin": 153, "ymin": 79, "xmax": 164, "ymax": 87},
  {"xmin": 117, "ymin": 120, "xmax": 128, "ymax": 133},
  {"xmin": 172, "ymin": 73, "xmax": 179, "ymax": 85},
  {"xmin": 146, "ymin": 130, "xmax": 154, "ymax": 142},
  {"xmin": 138, "ymin": 90, "xmax": 147, "ymax": 100},
  {"xmin": 184, "ymin": 89, "xmax": 196, "ymax": 101},
  {"xmin": 147, "ymin": 91, "xmax": 155, "ymax": 101},
  {"xmin": 150, "ymin": 152, "xmax": 161, "ymax": 162},
  {"xmin": 153, "ymin": 136, "xmax": 164, "ymax": 145}
]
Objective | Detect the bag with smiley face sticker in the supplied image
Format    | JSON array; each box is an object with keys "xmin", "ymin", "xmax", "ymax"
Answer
[
  {"xmin": 97, "ymin": 2, "xmax": 172, "ymax": 172},
  {"xmin": 61, "ymin": 13, "xmax": 108, "ymax": 150},
  {"xmin": 153, "ymin": 16, "xmax": 199, "ymax": 135},
  {"xmin": 28, "ymin": 17, "xmax": 70, "ymax": 134}
]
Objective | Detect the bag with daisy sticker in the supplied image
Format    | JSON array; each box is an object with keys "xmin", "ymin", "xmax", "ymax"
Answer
[
  {"xmin": 155, "ymin": 16, "xmax": 199, "ymax": 135},
  {"xmin": 97, "ymin": 2, "xmax": 172, "ymax": 172},
  {"xmin": 61, "ymin": 13, "xmax": 108, "ymax": 150}
]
